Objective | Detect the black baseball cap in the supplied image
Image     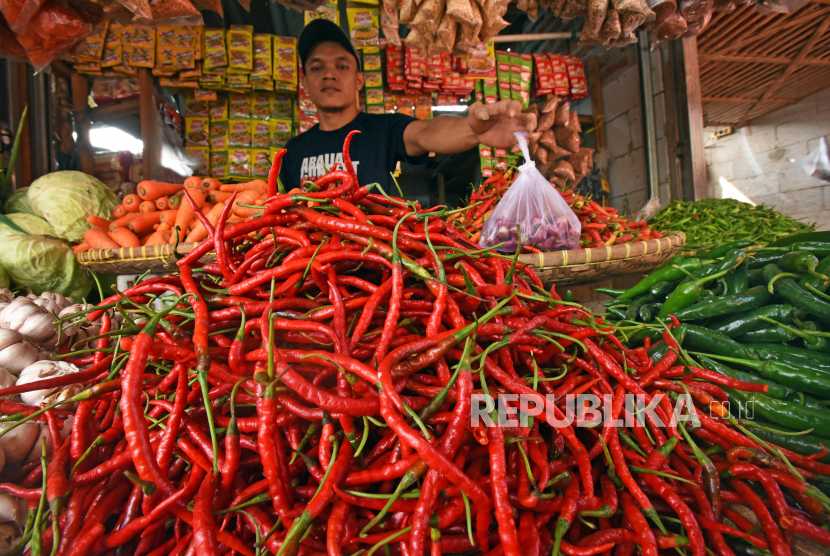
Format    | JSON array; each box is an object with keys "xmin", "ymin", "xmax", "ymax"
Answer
[{"xmin": 298, "ymin": 19, "xmax": 362, "ymax": 73}]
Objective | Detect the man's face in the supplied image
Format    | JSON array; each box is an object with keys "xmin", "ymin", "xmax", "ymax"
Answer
[{"xmin": 302, "ymin": 41, "xmax": 364, "ymax": 114}]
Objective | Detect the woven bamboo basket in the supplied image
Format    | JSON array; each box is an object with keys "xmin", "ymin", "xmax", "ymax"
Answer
[
  {"xmin": 76, "ymin": 243, "xmax": 208, "ymax": 274},
  {"xmin": 518, "ymin": 232, "xmax": 686, "ymax": 287}
]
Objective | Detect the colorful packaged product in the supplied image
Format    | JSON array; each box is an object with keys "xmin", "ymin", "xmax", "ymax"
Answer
[
  {"xmin": 185, "ymin": 117, "xmax": 209, "ymax": 147},
  {"xmin": 209, "ymin": 120, "xmax": 229, "ymax": 150},
  {"xmin": 565, "ymin": 55, "xmax": 588, "ymax": 99},
  {"xmin": 229, "ymin": 119, "xmax": 252, "ymax": 147},
  {"xmin": 252, "ymin": 120, "xmax": 271, "ymax": 148},
  {"xmin": 228, "ymin": 25, "xmax": 253, "ymax": 72},
  {"xmin": 186, "ymin": 146, "xmax": 210, "ymax": 176},
  {"xmin": 251, "ymin": 149, "xmax": 272, "ymax": 178},
  {"xmin": 347, "ymin": 7, "xmax": 380, "ymax": 48},
  {"xmin": 229, "ymin": 149, "xmax": 251, "ymax": 178},
  {"xmin": 271, "ymin": 94, "xmax": 292, "ymax": 119},
  {"xmin": 210, "ymin": 150, "xmax": 229, "ymax": 179},
  {"xmin": 551, "ymin": 55, "xmax": 570, "ymax": 97},
  {"xmin": 273, "ymin": 36, "xmax": 298, "ymax": 89},
  {"xmin": 203, "ymin": 29, "xmax": 227, "ymax": 70},
  {"xmin": 251, "ymin": 92, "xmax": 271, "ymax": 120},
  {"xmin": 229, "ymin": 92, "xmax": 251, "ymax": 119},
  {"xmin": 270, "ymin": 119, "xmax": 292, "ymax": 148}
]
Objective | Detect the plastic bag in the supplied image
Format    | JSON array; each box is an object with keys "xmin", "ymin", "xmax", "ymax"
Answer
[
  {"xmin": 755, "ymin": 0, "xmax": 809, "ymax": 14},
  {"xmin": 634, "ymin": 195, "xmax": 662, "ymax": 222},
  {"xmin": 1, "ymin": 0, "xmax": 91, "ymax": 70},
  {"xmin": 479, "ymin": 132, "xmax": 582, "ymax": 253},
  {"xmin": 802, "ymin": 136, "xmax": 830, "ymax": 183}
]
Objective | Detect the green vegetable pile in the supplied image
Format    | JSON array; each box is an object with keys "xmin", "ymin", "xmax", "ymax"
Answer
[
  {"xmin": 650, "ymin": 198, "xmax": 815, "ymax": 246},
  {"xmin": 602, "ymin": 233, "xmax": 830, "ymax": 462}
]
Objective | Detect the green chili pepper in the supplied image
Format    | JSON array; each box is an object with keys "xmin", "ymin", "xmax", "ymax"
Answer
[
  {"xmin": 788, "ymin": 241, "xmax": 830, "ymax": 258},
  {"xmin": 650, "ymin": 281, "xmax": 679, "ymax": 301},
  {"xmin": 749, "ymin": 421, "xmax": 830, "ymax": 464},
  {"xmin": 615, "ymin": 255, "xmax": 707, "ymax": 300},
  {"xmin": 799, "ymin": 320, "xmax": 828, "ymax": 351},
  {"xmin": 735, "ymin": 326, "xmax": 796, "ymax": 343},
  {"xmin": 697, "ymin": 354, "xmax": 791, "ymax": 400},
  {"xmin": 779, "ymin": 250, "xmax": 825, "ymax": 278},
  {"xmin": 705, "ymin": 353, "xmax": 830, "ymax": 398},
  {"xmin": 658, "ymin": 251, "xmax": 746, "ymax": 319},
  {"xmin": 678, "ymin": 323, "xmax": 756, "ymax": 360},
  {"xmin": 698, "ymin": 240, "xmax": 754, "ymax": 260},
  {"xmin": 668, "ymin": 285, "xmax": 771, "ymax": 322},
  {"xmin": 749, "ymin": 251, "xmax": 789, "ymax": 270},
  {"xmin": 726, "ymin": 388, "xmax": 830, "ymax": 439},
  {"xmin": 763, "ymin": 263, "xmax": 830, "ymax": 326},
  {"xmin": 596, "ymin": 287, "xmax": 626, "ymax": 298},
  {"xmin": 725, "ymin": 260, "xmax": 749, "ymax": 295},
  {"xmin": 639, "ymin": 303, "xmax": 658, "ymax": 323},
  {"xmin": 710, "ymin": 304, "xmax": 793, "ymax": 338}
]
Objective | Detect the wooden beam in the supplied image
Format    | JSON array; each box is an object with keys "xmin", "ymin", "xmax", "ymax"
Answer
[
  {"xmin": 683, "ymin": 37, "xmax": 708, "ymax": 200},
  {"xmin": 15, "ymin": 62, "xmax": 31, "ymax": 187},
  {"xmin": 700, "ymin": 53, "xmax": 830, "ymax": 66},
  {"xmin": 138, "ymin": 68, "xmax": 161, "ymax": 181},
  {"xmin": 587, "ymin": 57, "xmax": 607, "ymax": 152},
  {"xmin": 737, "ymin": 14, "xmax": 830, "ymax": 127},
  {"xmin": 70, "ymin": 71, "xmax": 94, "ymax": 175},
  {"xmin": 702, "ymin": 96, "xmax": 799, "ymax": 104}
]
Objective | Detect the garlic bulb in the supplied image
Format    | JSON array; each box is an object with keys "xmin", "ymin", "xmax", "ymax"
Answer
[
  {"xmin": 16, "ymin": 361, "xmax": 80, "ymax": 406},
  {"xmin": 0, "ymin": 368, "xmax": 17, "ymax": 402},
  {"xmin": 0, "ymin": 298, "xmax": 40, "ymax": 330},
  {"xmin": 0, "ymin": 298, "xmax": 59, "ymax": 346},
  {"xmin": 24, "ymin": 425, "xmax": 50, "ymax": 465},
  {"xmin": 0, "ymin": 522, "xmax": 17, "ymax": 553},
  {"xmin": 39, "ymin": 292, "xmax": 72, "ymax": 309},
  {"xmin": 17, "ymin": 312, "xmax": 58, "ymax": 345},
  {"xmin": 0, "ymin": 331, "xmax": 38, "ymax": 375},
  {"xmin": 0, "ymin": 495, "xmax": 16, "ymax": 525},
  {"xmin": 0, "ymin": 421, "xmax": 37, "ymax": 464},
  {"xmin": 32, "ymin": 297, "xmax": 61, "ymax": 316},
  {"xmin": 0, "ymin": 290, "xmax": 12, "ymax": 304},
  {"xmin": 0, "ymin": 304, "xmax": 8, "ymax": 314}
]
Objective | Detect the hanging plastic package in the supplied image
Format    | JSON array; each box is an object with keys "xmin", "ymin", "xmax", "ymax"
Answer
[
  {"xmin": 479, "ymin": 132, "xmax": 581, "ymax": 253},
  {"xmin": 802, "ymin": 136, "xmax": 830, "ymax": 183}
]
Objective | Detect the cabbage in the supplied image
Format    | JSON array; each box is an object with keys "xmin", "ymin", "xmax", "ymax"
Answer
[
  {"xmin": 28, "ymin": 172, "xmax": 118, "ymax": 243},
  {"xmin": 6, "ymin": 214, "xmax": 57, "ymax": 237},
  {"xmin": 0, "ymin": 232, "xmax": 91, "ymax": 300},
  {"xmin": 0, "ymin": 267, "xmax": 9, "ymax": 290},
  {"xmin": 6, "ymin": 188, "xmax": 34, "ymax": 215}
]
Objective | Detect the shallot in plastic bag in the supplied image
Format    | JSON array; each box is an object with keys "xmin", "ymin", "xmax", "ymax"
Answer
[
  {"xmin": 802, "ymin": 136, "xmax": 830, "ymax": 183},
  {"xmin": 479, "ymin": 132, "xmax": 581, "ymax": 253}
]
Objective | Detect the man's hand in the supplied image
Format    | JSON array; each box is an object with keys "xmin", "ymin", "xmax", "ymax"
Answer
[{"xmin": 467, "ymin": 100, "xmax": 537, "ymax": 149}]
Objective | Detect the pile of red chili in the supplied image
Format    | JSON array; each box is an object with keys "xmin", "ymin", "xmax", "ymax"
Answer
[
  {"xmin": 1, "ymin": 133, "xmax": 828, "ymax": 556},
  {"xmin": 449, "ymin": 171, "xmax": 663, "ymax": 249}
]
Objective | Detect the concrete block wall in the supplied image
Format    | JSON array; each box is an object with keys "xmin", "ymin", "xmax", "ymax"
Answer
[
  {"xmin": 705, "ymin": 88, "xmax": 830, "ymax": 230},
  {"xmin": 573, "ymin": 43, "xmax": 672, "ymax": 216}
]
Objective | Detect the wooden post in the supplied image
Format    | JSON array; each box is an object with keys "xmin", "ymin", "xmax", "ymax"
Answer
[
  {"xmin": 70, "ymin": 71, "xmax": 95, "ymax": 175},
  {"xmin": 437, "ymin": 173, "xmax": 446, "ymax": 206},
  {"xmin": 15, "ymin": 62, "xmax": 31, "ymax": 187},
  {"xmin": 587, "ymin": 57, "xmax": 607, "ymax": 152},
  {"xmin": 682, "ymin": 37, "xmax": 708, "ymax": 200},
  {"xmin": 138, "ymin": 68, "xmax": 160, "ymax": 180}
]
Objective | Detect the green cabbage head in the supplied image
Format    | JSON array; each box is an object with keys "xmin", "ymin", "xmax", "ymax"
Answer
[
  {"xmin": 0, "ymin": 224, "xmax": 91, "ymax": 300},
  {"xmin": 28, "ymin": 171, "xmax": 118, "ymax": 242},
  {"xmin": 6, "ymin": 213, "xmax": 57, "ymax": 237},
  {"xmin": 6, "ymin": 188, "xmax": 34, "ymax": 215},
  {"xmin": 0, "ymin": 267, "xmax": 10, "ymax": 290}
]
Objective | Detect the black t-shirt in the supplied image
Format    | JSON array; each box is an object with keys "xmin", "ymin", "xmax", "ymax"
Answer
[{"xmin": 279, "ymin": 112, "xmax": 429, "ymax": 190}]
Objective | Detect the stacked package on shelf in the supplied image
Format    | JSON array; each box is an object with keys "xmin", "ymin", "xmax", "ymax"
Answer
[
  {"xmin": 208, "ymin": 92, "xmax": 229, "ymax": 179},
  {"xmin": 274, "ymin": 36, "xmax": 298, "ymax": 92},
  {"xmin": 479, "ymin": 144, "xmax": 521, "ymax": 179},
  {"xmin": 184, "ymin": 90, "xmax": 213, "ymax": 176},
  {"xmin": 362, "ymin": 47, "xmax": 384, "ymax": 115},
  {"xmin": 298, "ymin": 77, "xmax": 319, "ymax": 134},
  {"xmin": 252, "ymin": 34, "xmax": 274, "ymax": 91}
]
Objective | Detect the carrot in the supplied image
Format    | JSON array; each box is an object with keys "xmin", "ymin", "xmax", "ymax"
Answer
[
  {"xmin": 184, "ymin": 177, "xmax": 203, "ymax": 192},
  {"xmin": 145, "ymin": 230, "xmax": 172, "ymax": 246},
  {"xmin": 185, "ymin": 202, "xmax": 224, "ymax": 243},
  {"xmin": 84, "ymin": 228, "xmax": 120, "ymax": 250},
  {"xmin": 170, "ymin": 189, "xmax": 206, "ymax": 244},
  {"xmin": 126, "ymin": 212, "xmax": 163, "ymax": 235},
  {"xmin": 201, "ymin": 178, "xmax": 222, "ymax": 191},
  {"xmin": 157, "ymin": 222, "xmax": 171, "ymax": 232},
  {"xmin": 158, "ymin": 210, "xmax": 179, "ymax": 225},
  {"xmin": 201, "ymin": 203, "xmax": 215, "ymax": 215},
  {"xmin": 139, "ymin": 201, "xmax": 157, "ymax": 214},
  {"xmin": 155, "ymin": 196, "xmax": 170, "ymax": 211},
  {"xmin": 123, "ymin": 194, "xmax": 142, "ymax": 212},
  {"xmin": 220, "ymin": 180, "xmax": 267, "ymax": 192},
  {"xmin": 110, "ymin": 227, "xmax": 141, "ymax": 248},
  {"xmin": 168, "ymin": 195, "xmax": 182, "ymax": 210},
  {"xmin": 207, "ymin": 191, "xmax": 233, "ymax": 203},
  {"xmin": 136, "ymin": 180, "xmax": 184, "ymax": 201},
  {"xmin": 86, "ymin": 215, "xmax": 111, "ymax": 230},
  {"xmin": 72, "ymin": 242, "xmax": 90, "ymax": 254},
  {"xmin": 109, "ymin": 213, "xmax": 137, "ymax": 231},
  {"xmin": 112, "ymin": 205, "xmax": 126, "ymax": 219}
]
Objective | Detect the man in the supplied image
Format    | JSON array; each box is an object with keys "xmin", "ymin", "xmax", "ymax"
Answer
[{"xmin": 279, "ymin": 19, "xmax": 537, "ymax": 190}]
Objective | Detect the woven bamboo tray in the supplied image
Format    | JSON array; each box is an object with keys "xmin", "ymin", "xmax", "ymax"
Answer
[
  {"xmin": 518, "ymin": 232, "xmax": 686, "ymax": 287},
  {"xmin": 76, "ymin": 243, "xmax": 209, "ymax": 274}
]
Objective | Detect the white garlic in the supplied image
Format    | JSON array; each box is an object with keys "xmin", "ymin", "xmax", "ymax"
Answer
[
  {"xmin": 0, "ymin": 337, "xmax": 39, "ymax": 375},
  {"xmin": 16, "ymin": 361, "xmax": 80, "ymax": 406},
  {"xmin": 0, "ymin": 299, "xmax": 40, "ymax": 330},
  {"xmin": 0, "ymin": 421, "xmax": 37, "ymax": 464},
  {"xmin": 0, "ymin": 298, "xmax": 58, "ymax": 348},
  {"xmin": 0, "ymin": 368, "xmax": 17, "ymax": 403},
  {"xmin": 0, "ymin": 494, "xmax": 18, "ymax": 525},
  {"xmin": 24, "ymin": 425, "xmax": 50, "ymax": 465},
  {"xmin": 0, "ymin": 522, "xmax": 17, "ymax": 553},
  {"xmin": 0, "ymin": 289, "xmax": 13, "ymax": 304}
]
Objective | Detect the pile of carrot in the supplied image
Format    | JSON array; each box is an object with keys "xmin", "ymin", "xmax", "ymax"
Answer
[{"xmin": 73, "ymin": 177, "xmax": 270, "ymax": 253}]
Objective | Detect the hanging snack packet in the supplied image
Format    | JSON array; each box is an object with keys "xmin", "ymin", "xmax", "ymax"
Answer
[{"xmin": 479, "ymin": 132, "xmax": 581, "ymax": 252}]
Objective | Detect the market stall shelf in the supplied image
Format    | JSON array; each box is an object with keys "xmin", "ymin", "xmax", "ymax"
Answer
[
  {"xmin": 520, "ymin": 231, "xmax": 685, "ymax": 286},
  {"xmin": 76, "ymin": 242, "xmax": 213, "ymax": 274}
]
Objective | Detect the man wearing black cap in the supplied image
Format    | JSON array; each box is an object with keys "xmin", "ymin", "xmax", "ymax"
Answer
[{"xmin": 279, "ymin": 19, "xmax": 537, "ymax": 190}]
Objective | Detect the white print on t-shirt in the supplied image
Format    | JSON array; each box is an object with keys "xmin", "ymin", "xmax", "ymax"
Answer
[{"xmin": 299, "ymin": 153, "xmax": 360, "ymax": 181}]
